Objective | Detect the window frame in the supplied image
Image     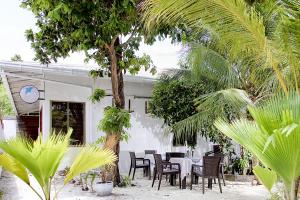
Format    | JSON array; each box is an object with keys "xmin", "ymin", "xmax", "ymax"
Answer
[{"xmin": 50, "ymin": 100, "xmax": 86, "ymax": 145}]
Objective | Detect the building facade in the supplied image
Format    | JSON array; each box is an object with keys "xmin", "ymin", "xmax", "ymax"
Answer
[{"xmin": 0, "ymin": 61, "xmax": 212, "ymax": 173}]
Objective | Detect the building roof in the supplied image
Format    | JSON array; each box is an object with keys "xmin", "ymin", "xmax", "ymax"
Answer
[{"xmin": 0, "ymin": 60, "xmax": 156, "ymax": 115}]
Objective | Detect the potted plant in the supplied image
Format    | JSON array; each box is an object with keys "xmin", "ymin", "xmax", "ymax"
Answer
[{"xmin": 94, "ymin": 165, "xmax": 114, "ymax": 196}]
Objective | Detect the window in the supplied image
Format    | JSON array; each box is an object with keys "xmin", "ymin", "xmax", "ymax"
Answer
[{"xmin": 51, "ymin": 101, "xmax": 84, "ymax": 145}]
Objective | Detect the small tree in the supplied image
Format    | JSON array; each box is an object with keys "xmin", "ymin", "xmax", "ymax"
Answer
[
  {"xmin": 149, "ymin": 72, "xmax": 234, "ymax": 148},
  {"xmin": 21, "ymin": 0, "xmax": 157, "ymax": 185},
  {"xmin": 10, "ymin": 54, "xmax": 23, "ymax": 62}
]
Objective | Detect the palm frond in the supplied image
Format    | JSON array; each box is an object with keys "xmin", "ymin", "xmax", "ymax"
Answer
[
  {"xmin": 142, "ymin": 0, "xmax": 289, "ymax": 92},
  {"xmin": 0, "ymin": 153, "xmax": 29, "ymax": 184},
  {"xmin": 215, "ymin": 93, "xmax": 300, "ymax": 194},
  {"xmin": 253, "ymin": 165, "xmax": 277, "ymax": 192},
  {"xmin": 182, "ymin": 43, "xmax": 239, "ymax": 88},
  {"xmin": 195, "ymin": 88, "xmax": 252, "ymax": 112},
  {"xmin": 0, "ymin": 129, "xmax": 72, "ymax": 199},
  {"xmin": 171, "ymin": 88, "xmax": 252, "ymax": 141},
  {"xmin": 65, "ymin": 146, "xmax": 117, "ymax": 184}
]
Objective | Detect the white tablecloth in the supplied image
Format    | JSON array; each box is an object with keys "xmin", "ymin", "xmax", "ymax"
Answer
[{"xmin": 170, "ymin": 157, "xmax": 202, "ymax": 177}]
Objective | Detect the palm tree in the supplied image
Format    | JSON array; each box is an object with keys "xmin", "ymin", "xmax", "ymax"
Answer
[
  {"xmin": 0, "ymin": 129, "xmax": 116, "ymax": 200},
  {"xmin": 142, "ymin": 0, "xmax": 300, "ymax": 94},
  {"xmin": 168, "ymin": 43, "xmax": 276, "ymax": 146},
  {"xmin": 215, "ymin": 94, "xmax": 300, "ymax": 200},
  {"xmin": 142, "ymin": 0, "xmax": 300, "ymax": 198}
]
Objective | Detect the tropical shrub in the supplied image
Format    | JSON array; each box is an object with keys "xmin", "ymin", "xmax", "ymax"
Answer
[
  {"xmin": 215, "ymin": 93, "xmax": 300, "ymax": 200},
  {"xmin": 89, "ymin": 88, "xmax": 106, "ymax": 104},
  {"xmin": 149, "ymin": 75, "xmax": 210, "ymax": 147},
  {"xmin": 0, "ymin": 129, "xmax": 116, "ymax": 200},
  {"xmin": 98, "ymin": 106, "xmax": 130, "ymax": 183},
  {"xmin": 0, "ymin": 83, "xmax": 14, "ymax": 120},
  {"xmin": 98, "ymin": 106, "xmax": 131, "ymax": 136}
]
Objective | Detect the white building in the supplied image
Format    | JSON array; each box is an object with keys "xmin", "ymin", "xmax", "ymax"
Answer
[{"xmin": 0, "ymin": 61, "xmax": 211, "ymax": 173}]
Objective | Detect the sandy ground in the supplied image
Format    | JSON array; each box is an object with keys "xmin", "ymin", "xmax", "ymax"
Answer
[{"xmin": 0, "ymin": 170, "xmax": 269, "ymax": 200}]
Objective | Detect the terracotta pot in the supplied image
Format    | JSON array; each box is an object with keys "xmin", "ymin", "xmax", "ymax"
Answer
[{"xmin": 94, "ymin": 181, "xmax": 113, "ymax": 196}]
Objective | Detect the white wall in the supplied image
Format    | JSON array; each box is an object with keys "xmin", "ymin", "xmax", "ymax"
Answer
[
  {"xmin": 41, "ymin": 76, "xmax": 173, "ymax": 172},
  {"xmin": 0, "ymin": 119, "xmax": 17, "ymax": 177},
  {"xmin": 3, "ymin": 119, "xmax": 17, "ymax": 140},
  {"xmin": 0, "ymin": 122, "xmax": 3, "ymax": 140},
  {"xmin": 40, "ymin": 74, "xmax": 215, "ymax": 174}
]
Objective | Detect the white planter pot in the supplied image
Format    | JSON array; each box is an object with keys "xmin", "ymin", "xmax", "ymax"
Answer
[{"xmin": 94, "ymin": 181, "xmax": 113, "ymax": 196}]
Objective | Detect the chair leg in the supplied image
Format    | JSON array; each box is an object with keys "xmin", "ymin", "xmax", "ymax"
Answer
[
  {"xmin": 179, "ymin": 174, "xmax": 182, "ymax": 189},
  {"xmin": 190, "ymin": 173, "xmax": 193, "ymax": 190},
  {"xmin": 202, "ymin": 177, "xmax": 205, "ymax": 194},
  {"xmin": 221, "ymin": 167, "xmax": 226, "ymax": 186},
  {"xmin": 218, "ymin": 177, "xmax": 222, "ymax": 193},
  {"xmin": 214, "ymin": 178, "xmax": 216, "ymax": 184},
  {"xmin": 152, "ymin": 170, "xmax": 156, "ymax": 187},
  {"xmin": 128, "ymin": 164, "xmax": 132, "ymax": 176},
  {"xmin": 149, "ymin": 167, "xmax": 151, "ymax": 180},
  {"xmin": 158, "ymin": 174, "xmax": 162, "ymax": 190},
  {"xmin": 132, "ymin": 167, "xmax": 136, "ymax": 180},
  {"xmin": 195, "ymin": 176, "xmax": 199, "ymax": 184}
]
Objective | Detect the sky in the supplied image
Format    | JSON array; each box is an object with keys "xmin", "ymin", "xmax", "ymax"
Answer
[{"xmin": 0, "ymin": 1, "xmax": 182, "ymax": 76}]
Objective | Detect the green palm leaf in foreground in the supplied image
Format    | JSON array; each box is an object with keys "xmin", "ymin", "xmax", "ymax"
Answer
[
  {"xmin": 65, "ymin": 146, "xmax": 116, "ymax": 184},
  {"xmin": 215, "ymin": 93, "xmax": 300, "ymax": 200},
  {"xmin": 0, "ymin": 129, "xmax": 116, "ymax": 200}
]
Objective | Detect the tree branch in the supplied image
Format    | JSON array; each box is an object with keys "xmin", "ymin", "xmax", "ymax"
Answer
[{"xmin": 120, "ymin": 26, "xmax": 139, "ymax": 49}]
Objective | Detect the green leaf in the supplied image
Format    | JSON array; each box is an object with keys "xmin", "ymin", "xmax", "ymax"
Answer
[
  {"xmin": 253, "ymin": 166, "xmax": 277, "ymax": 191},
  {"xmin": 65, "ymin": 146, "xmax": 116, "ymax": 184},
  {"xmin": 0, "ymin": 153, "xmax": 30, "ymax": 185}
]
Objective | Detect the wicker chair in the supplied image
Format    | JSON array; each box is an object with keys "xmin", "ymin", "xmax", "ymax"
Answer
[
  {"xmin": 152, "ymin": 154, "xmax": 182, "ymax": 190},
  {"xmin": 205, "ymin": 151, "xmax": 226, "ymax": 186},
  {"xmin": 128, "ymin": 152, "xmax": 151, "ymax": 180},
  {"xmin": 165, "ymin": 152, "xmax": 185, "ymax": 161},
  {"xmin": 190, "ymin": 156, "xmax": 222, "ymax": 194}
]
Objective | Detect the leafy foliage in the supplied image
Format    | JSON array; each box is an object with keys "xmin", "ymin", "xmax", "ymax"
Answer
[
  {"xmin": 65, "ymin": 146, "xmax": 116, "ymax": 184},
  {"xmin": 0, "ymin": 129, "xmax": 116, "ymax": 200},
  {"xmin": 89, "ymin": 88, "xmax": 106, "ymax": 104},
  {"xmin": 98, "ymin": 106, "xmax": 131, "ymax": 136},
  {"xmin": 143, "ymin": 0, "xmax": 300, "ymax": 95},
  {"xmin": 253, "ymin": 166, "xmax": 277, "ymax": 192},
  {"xmin": 149, "ymin": 74, "xmax": 217, "ymax": 146},
  {"xmin": 0, "ymin": 84, "xmax": 14, "ymax": 118},
  {"xmin": 10, "ymin": 54, "xmax": 23, "ymax": 62},
  {"xmin": 150, "ymin": 76, "xmax": 210, "ymax": 126},
  {"xmin": 215, "ymin": 93, "xmax": 300, "ymax": 200},
  {"xmin": 21, "ymin": 0, "xmax": 156, "ymax": 74},
  {"xmin": 20, "ymin": 0, "xmax": 163, "ymax": 184}
]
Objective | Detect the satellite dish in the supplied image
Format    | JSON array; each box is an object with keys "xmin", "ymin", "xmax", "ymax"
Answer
[{"xmin": 19, "ymin": 85, "xmax": 40, "ymax": 104}]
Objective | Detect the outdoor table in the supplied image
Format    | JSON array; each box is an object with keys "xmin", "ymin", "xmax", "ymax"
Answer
[{"xmin": 169, "ymin": 157, "xmax": 202, "ymax": 189}]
